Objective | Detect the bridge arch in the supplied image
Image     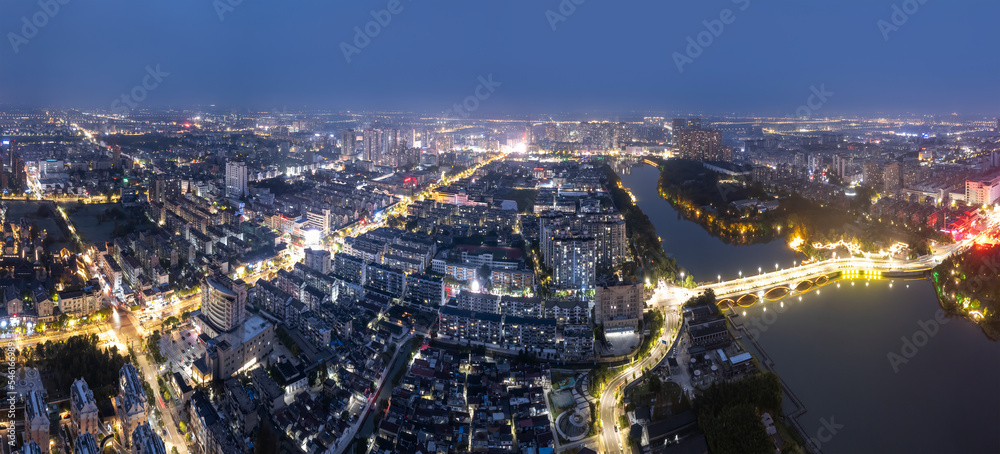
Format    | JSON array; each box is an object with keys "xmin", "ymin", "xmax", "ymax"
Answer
[
  {"xmin": 736, "ymin": 293, "xmax": 759, "ymax": 307},
  {"xmin": 101, "ymin": 435, "xmax": 114, "ymax": 450},
  {"xmin": 764, "ymin": 286, "xmax": 790, "ymax": 300}
]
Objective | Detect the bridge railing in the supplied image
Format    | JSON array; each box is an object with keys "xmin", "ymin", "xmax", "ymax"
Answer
[{"xmin": 697, "ymin": 256, "xmax": 935, "ymax": 294}]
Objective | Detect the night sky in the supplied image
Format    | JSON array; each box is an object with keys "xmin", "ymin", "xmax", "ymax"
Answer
[{"xmin": 1, "ymin": 0, "xmax": 997, "ymax": 116}]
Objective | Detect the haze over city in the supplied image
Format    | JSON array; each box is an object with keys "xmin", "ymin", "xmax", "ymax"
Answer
[{"xmin": 3, "ymin": 1, "xmax": 1000, "ymax": 115}]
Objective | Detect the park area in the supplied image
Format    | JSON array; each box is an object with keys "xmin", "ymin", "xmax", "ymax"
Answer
[
  {"xmin": 58, "ymin": 202, "xmax": 119, "ymax": 246},
  {"xmin": 3, "ymin": 200, "xmax": 73, "ymax": 253}
]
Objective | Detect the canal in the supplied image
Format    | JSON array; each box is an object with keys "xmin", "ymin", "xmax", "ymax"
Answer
[{"xmin": 619, "ymin": 163, "xmax": 1000, "ymax": 453}]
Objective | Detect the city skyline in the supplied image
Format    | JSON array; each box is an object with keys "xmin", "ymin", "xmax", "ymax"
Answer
[{"xmin": 1, "ymin": 2, "xmax": 999, "ymax": 454}]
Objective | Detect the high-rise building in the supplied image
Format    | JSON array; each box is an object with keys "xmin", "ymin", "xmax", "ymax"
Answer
[
  {"xmin": 24, "ymin": 390, "xmax": 49, "ymax": 453},
  {"xmin": 550, "ymin": 236, "xmax": 596, "ymax": 290},
  {"xmin": 863, "ymin": 161, "xmax": 884, "ymax": 188},
  {"xmin": 149, "ymin": 178, "xmax": 181, "ymax": 204},
  {"xmin": 225, "ymin": 161, "xmax": 248, "ymax": 199},
  {"xmin": 71, "ymin": 378, "xmax": 100, "ymax": 436},
  {"xmin": 582, "ymin": 216, "xmax": 626, "ymax": 271},
  {"xmin": 304, "ymin": 248, "xmax": 331, "ymax": 274},
  {"xmin": 204, "ymin": 315, "xmax": 274, "ymax": 380},
  {"xmin": 595, "ymin": 282, "xmax": 643, "ymax": 331},
  {"xmin": 200, "ymin": 275, "xmax": 248, "ymax": 334},
  {"xmin": 437, "ymin": 134, "xmax": 454, "ymax": 152},
  {"xmin": 131, "ymin": 423, "xmax": 167, "ymax": 454},
  {"xmin": 883, "ymin": 163, "xmax": 901, "ymax": 193},
  {"xmin": 671, "ymin": 118, "xmax": 687, "ymax": 134},
  {"xmin": 116, "ymin": 363, "xmax": 148, "ymax": 446},
  {"xmin": 305, "ymin": 209, "xmax": 331, "ymax": 236},
  {"xmin": 966, "ymin": 175, "xmax": 1000, "ymax": 206},
  {"xmin": 341, "ymin": 129, "xmax": 357, "ymax": 158},
  {"xmin": 73, "ymin": 433, "xmax": 100, "ymax": 454},
  {"xmin": 360, "ymin": 128, "xmax": 408, "ymax": 167},
  {"xmin": 539, "ymin": 212, "xmax": 625, "ymax": 272},
  {"xmin": 363, "ymin": 129, "xmax": 379, "ymax": 163},
  {"xmin": 902, "ymin": 162, "xmax": 926, "ymax": 188},
  {"xmin": 21, "ymin": 441, "xmax": 43, "ymax": 454},
  {"xmin": 674, "ymin": 128, "xmax": 725, "ymax": 162},
  {"xmin": 833, "ymin": 153, "xmax": 851, "ymax": 177}
]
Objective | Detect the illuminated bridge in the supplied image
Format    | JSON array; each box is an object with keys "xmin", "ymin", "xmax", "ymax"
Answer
[{"xmin": 695, "ymin": 254, "xmax": 950, "ymax": 308}]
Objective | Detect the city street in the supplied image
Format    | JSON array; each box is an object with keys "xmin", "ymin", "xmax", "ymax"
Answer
[
  {"xmin": 598, "ymin": 282, "xmax": 685, "ymax": 454},
  {"xmin": 114, "ymin": 311, "xmax": 189, "ymax": 454}
]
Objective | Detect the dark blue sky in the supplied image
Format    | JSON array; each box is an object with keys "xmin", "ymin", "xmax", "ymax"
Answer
[{"xmin": 1, "ymin": 0, "xmax": 997, "ymax": 116}]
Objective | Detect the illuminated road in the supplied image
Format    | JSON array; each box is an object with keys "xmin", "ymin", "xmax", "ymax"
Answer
[
  {"xmin": 594, "ymin": 215, "xmax": 999, "ymax": 452},
  {"xmin": 331, "ymin": 152, "xmax": 507, "ymax": 242},
  {"xmin": 698, "ymin": 241, "xmax": 973, "ymax": 298},
  {"xmin": 598, "ymin": 284, "xmax": 685, "ymax": 454},
  {"xmin": 598, "ymin": 325, "xmax": 670, "ymax": 454}
]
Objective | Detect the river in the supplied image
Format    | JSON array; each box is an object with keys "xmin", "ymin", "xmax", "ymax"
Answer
[
  {"xmin": 618, "ymin": 164, "xmax": 798, "ymax": 283},
  {"xmin": 619, "ymin": 163, "xmax": 1000, "ymax": 453}
]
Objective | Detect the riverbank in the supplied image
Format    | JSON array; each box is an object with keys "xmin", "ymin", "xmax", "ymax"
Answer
[
  {"xmin": 643, "ymin": 158, "xmax": 953, "ymax": 262},
  {"xmin": 618, "ymin": 163, "xmax": 1000, "ymax": 452},
  {"xmin": 727, "ymin": 309, "xmax": 817, "ymax": 453},
  {"xmin": 616, "ymin": 163, "xmax": 797, "ymax": 281},
  {"xmin": 738, "ymin": 279, "xmax": 1000, "ymax": 453},
  {"xmin": 601, "ymin": 164, "xmax": 678, "ymax": 282},
  {"xmin": 932, "ymin": 243, "xmax": 1000, "ymax": 340}
]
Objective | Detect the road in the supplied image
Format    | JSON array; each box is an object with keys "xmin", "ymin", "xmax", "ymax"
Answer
[
  {"xmin": 593, "ymin": 217, "xmax": 999, "ymax": 453},
  {"xmin": 331, "ymin": 152, "xmax": 506, "ymax": 242},
  {"xmin": 598, "ymin": 283, "xmax": 685, "ymax": 454},
  {"xmin": 698, "ymin": 245, "xmax": 966, "ymax": 298},
  {"xmin": 598, "ymin": 330, "xmax": 669, "ymax": 454},
  {"xmin": 332, "ymin": 334, "xmax": 415, "ymax": 454},
  {"xmin": 113, "ymin": 310, "xmax": 189, "ymax": 453},
  {"xmin": 700, "ymin": 210, "xmax": 1000, "ymax": 298}
]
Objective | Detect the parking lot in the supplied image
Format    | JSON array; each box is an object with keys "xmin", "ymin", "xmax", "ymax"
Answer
[
  {"xmin": 601, "ymin": 331, "xmax": 641, "ymax": 356},
  {"xmin": 158, "ymin": 326, "xmax": 206, "ymax": 382}
]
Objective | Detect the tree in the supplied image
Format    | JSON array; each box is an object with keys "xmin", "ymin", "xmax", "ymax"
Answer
[
  {"xmin": 649, "ymin": 374, "xmax": 662, "ymax": 393},
  {"xmin": 479, "ymin": 264, "xmax": 491, "ymax": 285}
]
